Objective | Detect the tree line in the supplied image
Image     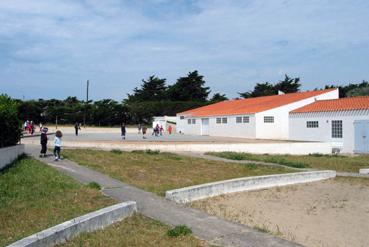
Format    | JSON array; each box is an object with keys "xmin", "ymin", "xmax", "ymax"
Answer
[{"xmin": 11, "ymin": 71, "xmax": 369, "ymax": 126}]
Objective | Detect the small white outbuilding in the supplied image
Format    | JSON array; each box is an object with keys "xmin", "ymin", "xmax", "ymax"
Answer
[
  {"xmin": 289, "ymin": 96, "xmax": 369, "ymax": 154},
  {"xmin": 152, "ymin": 116, "xmax": 176, "ymax": 132}
]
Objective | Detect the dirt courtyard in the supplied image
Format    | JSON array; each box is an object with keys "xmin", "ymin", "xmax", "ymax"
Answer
[{"xmin": 191, "ymin": 177, "xmax": 369, "ymax": 247}]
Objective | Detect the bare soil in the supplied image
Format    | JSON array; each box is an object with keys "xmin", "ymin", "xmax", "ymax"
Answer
[{"xmin": 191, "ymin": 177, "xmax": 369, "ymax": 247}]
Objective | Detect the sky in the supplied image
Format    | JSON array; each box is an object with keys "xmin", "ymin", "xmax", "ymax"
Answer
[{"xmin": 1, "ymin": 0, "xmax": 369, "ymax": 101}]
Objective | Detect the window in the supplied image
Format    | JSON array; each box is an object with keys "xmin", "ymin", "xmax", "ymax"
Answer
[
  {"xmin": 222, "ymin": 117, "xmax": 227, "ymax": 124},
  {"xmin": 216, "ymin": 118, "xmax": 221, "ymax": 124},
  {"xmin": 187, "ymin": 119, "xmax": 191, "ymax": 124},
  {"xmin": 264, "ymin": 116, "xmax": 274, "ymax": 123},
  {"xmin": 307, "ymin": 121, "xmax": 319, "ymax": 128},
  {"xmin": 180, "ymin": 116, "xmax": 184, "ymax": 120},
  {"xmin": 192, "ymin": 119, "xmax": 196, "ymax": 124},
  {"xmin": 332, "ymin": 120, "xmax": 343, "ymax": 138},
  {"xmin": 236, "ymin": 116, "xmax": 250, "ymax": 123}
]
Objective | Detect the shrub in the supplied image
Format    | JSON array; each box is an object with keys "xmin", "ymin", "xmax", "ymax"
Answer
[
  {"xmin": 110, "ymin": 149, "xmax": 122, "ymax": 154},
  {"xmin": 167, "ymin": 225, "xmax": 192, "ymax": 237},
  {"xmin": 87, "ymin": 181, "xmax": 101, "ymax": 190},
  {"xmin": 0, "ymin": 94, "xmax": 22, "ymax": 148},
  {"xmin": 132, "ymin": 149, "xmax": 160, "ymax": 155}
]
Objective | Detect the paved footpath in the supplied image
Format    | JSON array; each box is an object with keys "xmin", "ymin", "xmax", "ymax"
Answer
[{"xmin": 26, "ymin": 145, "xmax": 300, "ymax": 247}]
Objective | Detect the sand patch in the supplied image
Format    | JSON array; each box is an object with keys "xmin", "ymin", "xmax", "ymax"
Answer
[{"xmin": 191, "ymin": 177, "xmax": 369, "ymax": 247}]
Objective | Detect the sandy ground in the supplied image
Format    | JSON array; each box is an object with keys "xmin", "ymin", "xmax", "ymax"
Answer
[{"xmin": 191, "ymin": 177, "xmax": 369, "ymax": 247}]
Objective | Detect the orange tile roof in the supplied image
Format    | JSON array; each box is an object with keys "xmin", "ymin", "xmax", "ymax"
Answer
[
  {"xmin": 292, "ymin": 96, "xmax": 369, "ymax": 113},
  {"xmin": 179, "ymin": 88, "xmax": 336, "ymax": 117}
]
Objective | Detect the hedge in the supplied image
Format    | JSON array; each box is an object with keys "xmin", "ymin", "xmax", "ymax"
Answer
[{"xmin": 0, "ymin": 94, "xmax": 22, "ymax": 148}]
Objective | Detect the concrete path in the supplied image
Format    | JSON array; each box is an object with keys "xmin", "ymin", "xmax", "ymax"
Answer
[
  {"xmin": 177, "ymin": 152, "xmax": 313, "ymax": 171},
  {"xmin": 337, "ymin": 172, "xmax": 369, "ymax": 178},
  {"xmin": 25, "ymin": 145, "xmax": 300, "ymax": 247}
]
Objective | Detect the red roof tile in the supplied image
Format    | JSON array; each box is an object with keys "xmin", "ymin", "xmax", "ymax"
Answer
[
  {"xmin": 292, "ymin": 96, "xmax": 369, "ymax": 113},
  {"xmin": 179, "ymin": 89, "xmax": 336, "ymax": 117}
]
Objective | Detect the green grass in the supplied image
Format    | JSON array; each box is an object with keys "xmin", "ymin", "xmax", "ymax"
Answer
[
  {"xmin": 61, "ymin": 214, "xmax": 207, "ymax": 247},
  {"xmin": 167, "ymin": 225, "xmax": 193, "ymax": 237},
  {"xmin": 207, "ymin": 152, "xmax": 369, "ymax": 172},
  {"xmin": 0, "ymin": 157, "xmax": 114, "ymax": 247},
  {"xmin": 63, "ymin": 149, "xmax": 294, "ymax": 196},
  {"xmin": 87, "ymin": 181, "xmax": 101, "ymax": 190}
]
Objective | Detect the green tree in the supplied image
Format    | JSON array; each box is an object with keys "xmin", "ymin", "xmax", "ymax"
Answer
[
  {"xmin": 0, "ymin": 94, "xmax": 22, "ymax": 147},
  {"xmin": 91, "ymin": 99, "xmax": 124, "ymax": 126},
  {"xmin": 168, "ymin": 71, "xmax": 210, "ymax": 102},
  {"xmin": 274, "ymin": 74, "xmax": 301, "ymax": 93},
  {"xmin": 325, "ymin": 80, "xmax": 369, "ymax": 97},
  {"xmin": 346, "ymin": 86, "xmax": 369, "ymax": 97},
  {"xmin": 239, "ymin": 82, "xmax": 276, "ymax": 98},
  {"xmin": 209, "ymin": 93, "xmax": 228, "ymax": 103},
  {"xmin": 126, "ymin": 75, "xmax": 167, "ymax": 102}
]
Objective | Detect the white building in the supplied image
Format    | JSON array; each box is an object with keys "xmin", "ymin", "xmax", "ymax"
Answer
[
  {"xmin": 289, "ymin": 96, "xmax": 369, "ymax": 153},
  {"xmin": 176, "ymin": 89, "xmax": 338, "ymax": 139}
]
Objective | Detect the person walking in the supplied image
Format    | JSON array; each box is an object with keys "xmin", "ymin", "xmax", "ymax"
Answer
[
  {"xmin": 74, "ymin": 122, "xmax": 80, "ymax": 136},
  {"xmin": 121, "ymin": 123, "xmax": 126, "ymax": 140},
  {"xmin": 159, "ymin": 125, "xmax": 164, "ymax": 136},
  {"xmin": 54, "ymin": 130, "xmax": 62, "ymax": 161},
  {"xmin": 137, "ymin": 123, "xmax": 142, "ymax": 134},
  {"xmin": 39, "ymin": 127, "xmax": 48, "ymax": 157},
  {"xmin": 168, "ymin": 125, "xmax": 173, "ymax": 135},
  {"xmin": 142, "ymin": 126, "xmax": 147, "ymax": 139}
]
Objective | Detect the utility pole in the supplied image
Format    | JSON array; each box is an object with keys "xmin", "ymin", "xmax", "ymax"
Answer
[{"xmin": 84, "ymin": 80, "xmax": 89, "ymax": 127}]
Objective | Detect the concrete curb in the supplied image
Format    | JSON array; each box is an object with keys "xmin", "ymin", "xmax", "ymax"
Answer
[
  {"xmin": 0, "ymin": 144, "xmax": 25, "ymax": 170},
  {"xmin": 166, "ymin": 171, "xmax": 336, "ymax": 203},
  {"xmin": 7, "ymin": 201, "xmax": 137, "ymax": 247},
  {"xmin": 359, "ymin": 168, "xmax": 369, "ymax": 175}
]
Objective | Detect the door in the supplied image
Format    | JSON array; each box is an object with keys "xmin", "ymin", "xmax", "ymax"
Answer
[
  {"xmin": 201, "ymin": 118, "xmax": 209, "ymax": 136},
  {"xmin": 354, "ymin": 120, "xmax": 369, "ymax": 154}
]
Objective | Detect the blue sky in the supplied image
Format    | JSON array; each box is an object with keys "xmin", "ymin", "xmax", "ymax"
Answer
[{"xmin": 1, "ymin": 0, "xmax": 369, "ymax": 100}]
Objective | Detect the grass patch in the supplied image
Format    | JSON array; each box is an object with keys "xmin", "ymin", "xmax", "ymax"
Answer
[
  {"xmin": 62, "ymin": 149, "xmax": 293, "ymax": 196},
  {"xmin": 167, "ymin": 225, "xmax": 192, "ymax": 237},
  {"xmin": 132, "ymin": 149, "xmax": 160, "ymax": 155},
  {"xmin": 207, "ymin": 152, "xmax": 369, "ymax": 172},
  {"xmin": 0, "ymin": 157, "xmax": 114, "ymax": 246},
  {"xmin": 87, "ymin": 181, "xmax": 101, "ymax": 190},
  {"xmin": 61, "ymin": 214, "xmax": 207, "ymax": 247},
  {"xmin": 110, "ymin": 149, "xmax": 122, "ymax": 154}
]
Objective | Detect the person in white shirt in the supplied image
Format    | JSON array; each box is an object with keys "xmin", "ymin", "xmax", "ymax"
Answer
[{"xmin": 54, "ymin": 130, "xmax": 63, "ymax": 161}]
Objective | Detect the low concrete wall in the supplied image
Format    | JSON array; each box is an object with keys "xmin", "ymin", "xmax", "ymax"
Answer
[
  {"xmin": 8, "ymin": 201, "xmax": 137, "ymax": 247},
  {"xmin": 166, "ymin": 171, "xmax": 336, "ymax": 203},
  {"xmin": 22, "ymin": 139, "xmax": 333, "ymax": 155},
  {"xmin": 0, "ymin": 144, "xmax": 25, "ymax": 170},
  {"xmin": 359, "ymin": 169, "xmax": 369, "ymax": 175}
]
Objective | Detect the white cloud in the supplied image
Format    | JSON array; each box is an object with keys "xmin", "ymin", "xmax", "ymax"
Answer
[{"xmin": 0, "ymin": 0, "xmax": 369, "ymax": 100}]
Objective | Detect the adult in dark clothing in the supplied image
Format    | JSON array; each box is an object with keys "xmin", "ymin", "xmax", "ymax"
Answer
[
  {"xmin": 74, "ymin": 122, "xmax": 80, "ymax": 136},
  {"xmin": 40, "ymin": 127, "xmax": 48, "ymax": 157},
  {"xmin": 121, "ymin": 123, "xmax": 126, "ymax": 140}
]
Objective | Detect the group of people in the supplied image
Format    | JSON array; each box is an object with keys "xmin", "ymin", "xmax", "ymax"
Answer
[
  {"xmin": 121, "ymin": 123, "xmax": 173, "ymax": 140},
  {"xmin": 23, "ymin": 120, "xmax": 36, "ymax": 135},
  {"xmin": 39, "ymin": 127, "xmax": 62, "ymax": 161},
  {"xmin": 38, "ymin": 122, "xmax": 175, "ymax": 159}
]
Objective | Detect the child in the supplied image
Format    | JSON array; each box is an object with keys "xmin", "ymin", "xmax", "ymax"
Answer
[
  {"xmin": 54, "ymin": 130, "xmax": 63, "ymax": 161},
  {"xmin": 121, "ymin": 123, "xmax": 126, "ymax": 140},
  {"xmin": 39, "ymin": 127, "xmax": 48, "ymax": 157},
  {"xmin": 142, "ymin": 126, "xmax": 147, "ymax": 139}
]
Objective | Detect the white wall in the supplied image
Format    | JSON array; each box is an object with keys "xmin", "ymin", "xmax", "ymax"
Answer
[
  {"xmin": 289, "ymin": 109, "xmax": 369, "ymax": 153},
  {"xmin": 255, "ymin": 89, "xmax": 339, "ymax": 139},
  {"xmin": 176, "ymin": 115, "xmax": 256, "ymax": 138},
  {"xmin": 208, "ymin": 115, "xmax": 256, "ymax": 138}
]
